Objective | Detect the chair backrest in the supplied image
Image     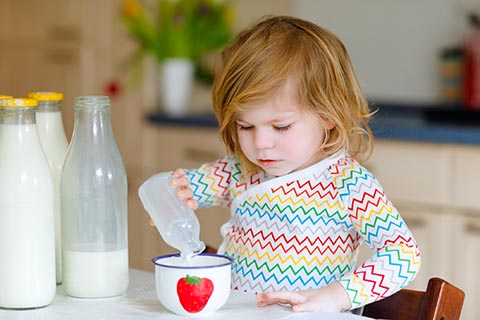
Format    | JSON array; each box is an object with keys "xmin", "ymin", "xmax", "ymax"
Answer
[
  {"xmin": 204, "ymin": 244, "xmax": 218, "ymax": 254},
  {"xmin": 362, "ymin": 277, "xmax": 465, "ymax": 320}
]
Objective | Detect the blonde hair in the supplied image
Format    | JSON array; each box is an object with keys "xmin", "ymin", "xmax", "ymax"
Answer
[{"xmin": 212, "ymin": 15, "xmax": 374, "ymax": 172}]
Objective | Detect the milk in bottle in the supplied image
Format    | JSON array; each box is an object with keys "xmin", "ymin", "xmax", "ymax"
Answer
[
  {"xmin": 0, "ymin": 98, "xmax": 56, "ymax": 309},
  {"xmin": 28, "ymin": 91, "xmax": 69, "ymax": 284}
]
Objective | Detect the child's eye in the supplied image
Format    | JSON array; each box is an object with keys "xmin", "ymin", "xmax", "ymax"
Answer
[
  {"xmin": 274, "ymin": 124, "xmax": 291, "ymax": 132},
  {"xmin": 237, "ymin": 123, "xmax": 253, "ymax": 131}
]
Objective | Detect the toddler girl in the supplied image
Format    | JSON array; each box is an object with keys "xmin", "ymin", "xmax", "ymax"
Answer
[{"xmin": 167, "ymin": 15, "xmax": 421, "ymax": 312}]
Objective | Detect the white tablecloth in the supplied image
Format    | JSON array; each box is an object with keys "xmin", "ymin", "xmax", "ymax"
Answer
[{"xmin": 0, "ymin": 269, "xmax": 372, "ymax": 320}]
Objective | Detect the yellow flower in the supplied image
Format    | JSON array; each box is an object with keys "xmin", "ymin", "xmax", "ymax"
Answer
[{"xmin": 122, "ymin": 0, "xmax": 141, "ymax": 20}]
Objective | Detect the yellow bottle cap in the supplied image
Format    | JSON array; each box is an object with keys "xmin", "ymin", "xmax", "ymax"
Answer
[
  {"xmin": 0, "ymin": 95, "xmax": 13, "ymax": 100},
  {"xmin": 27, "ymin": 91, "xmax": 64, "ymax": 101},
  {"xmin": 0, "ymin": 98, "xmax": 38, "ymax": 107}
]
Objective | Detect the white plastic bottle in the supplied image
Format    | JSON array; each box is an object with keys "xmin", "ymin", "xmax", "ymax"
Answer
[
  {"xmin": 0, "ymin": 98, "xmax": 56, "ymax": 309},
  {"xmin": 61, "ymin": 96, "xmax": 129, "ymax": 298},
  {"xmin": 138, "ymin": 172, "xmax": 205, "ymax": 259},
  {"xmin": 28, "ymin": 91, "xmax": 69, "ymax": 284}
]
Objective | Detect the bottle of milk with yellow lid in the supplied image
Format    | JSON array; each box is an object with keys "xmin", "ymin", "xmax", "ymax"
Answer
[
  {"xmin": 28, "ymin": 91, "xmax": 69, "ymax": 285},
  {"xmin": 0, "ymin": 98, "xmax": 56, "ymax": 309}
]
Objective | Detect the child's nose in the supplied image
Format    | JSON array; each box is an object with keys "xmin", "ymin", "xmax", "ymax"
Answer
[{"xmin": 254, "ymin": 129, "xmax": 274, "ymax": 149}]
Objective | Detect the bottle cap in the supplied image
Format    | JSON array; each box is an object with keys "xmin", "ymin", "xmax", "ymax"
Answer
[
  {"xmin": 0, "ymin": 95, "xmax": 12, "ymax": 100},
  {"xmin": 0, "ymin": 98, "xmax": 38, "ymax": 107},
  {"xmin": 27, "ymin": 92, "xmax": 64, "ymax": 101}
]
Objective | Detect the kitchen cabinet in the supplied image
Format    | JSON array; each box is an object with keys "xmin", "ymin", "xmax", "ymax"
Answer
[
  {"xmin": 0, "ymin": 0, "xmax": 82, "ymax": 137},
  {"xmin": 449, "ymin": 146, "xmax": 480, "ymax": 320},
  {"xmin": 452, "ymin": 146, "xmax": 480, "ymax": 210},
  {"xmin": 1, "ymin": 0, "xmax": 113, "ymax": 135},
  {"xmin": 451, "ymin": 214, "xmax": 480, "ymax": 320},
  {"xmin": 364, "ymin": 140, "xmax": 451, "ymax": 206}
]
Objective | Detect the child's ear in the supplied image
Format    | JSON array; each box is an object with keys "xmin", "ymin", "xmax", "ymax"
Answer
[{"xmin": 323, "ymin": 117, "xmax": 335, "ymax": 130}]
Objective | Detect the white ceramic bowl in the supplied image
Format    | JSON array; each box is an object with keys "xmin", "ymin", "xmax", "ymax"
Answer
[{"xmin": 152, "ymin": 253, "xmax": 233, "ymax": 316}]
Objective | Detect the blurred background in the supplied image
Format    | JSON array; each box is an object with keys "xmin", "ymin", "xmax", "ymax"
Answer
[{"xmin": 0, "ymin": 1, "xmax": 479, "ymax": 319}]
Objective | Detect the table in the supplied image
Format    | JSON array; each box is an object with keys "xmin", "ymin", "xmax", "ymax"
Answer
[{"xmin": 0, "ymin": 269, "xmax": 373, "ymax": 320}]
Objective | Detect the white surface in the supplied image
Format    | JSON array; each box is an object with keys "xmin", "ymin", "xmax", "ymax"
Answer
[
  {"xmin": 294, "ymin": 0, "xmax": 471, "ymax": 103},
  {"xmin": 0, "ymin": 269, "xmax": 372, "ymax": 320}
]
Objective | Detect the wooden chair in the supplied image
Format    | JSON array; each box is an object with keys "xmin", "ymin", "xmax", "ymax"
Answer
[
  {"xmin": 362, "ymin": 277, "xmax": 465, "ymax": 320},
  {"xmin": 204, "ymin": 244, "xmax": 218, "ymax": 254}
]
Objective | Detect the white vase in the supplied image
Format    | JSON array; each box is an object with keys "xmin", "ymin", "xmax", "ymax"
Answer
[{"xmin": 159, "ymin": 58, "xmax": 194, "ymax": 117}]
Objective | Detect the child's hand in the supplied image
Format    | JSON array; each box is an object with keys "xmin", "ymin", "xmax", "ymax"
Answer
[
  {"xmin": 171, "ymin": 168, "xmax": 198, "ymax": 210},
  {"xmin": 255, "ymin": 281, "xmax": 351, "ymax": 313},
  {"xmin": 148, "ymin": 168, "xmax": 198, "ymax": 227}
]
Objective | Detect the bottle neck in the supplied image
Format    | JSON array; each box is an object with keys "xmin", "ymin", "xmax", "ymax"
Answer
[
  {"xmin": 71, "ymin": 96, "xmax": 113, "ymax": 140},
  {"xmin": 75, "ymin": 96, "xmax": 110, "ymax": 111},
  {"xmin": 37, "ymin": 100, "xmax": 62, "ymax": 113},
  {"xmin": 0, "ymin": 107, "xmax": 36, "ymax": 125},
  {"xmin": 73, "ymin": 108, "xmax": 112, "ymax": 133}
]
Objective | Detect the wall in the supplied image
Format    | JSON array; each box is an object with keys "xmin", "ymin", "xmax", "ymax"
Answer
[{"xmin": 293, "ymin": 0, "xmax": 479, "ymax": 103}]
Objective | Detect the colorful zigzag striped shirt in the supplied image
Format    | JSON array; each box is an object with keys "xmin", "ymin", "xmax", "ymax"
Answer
[{"xmin": 185, "ymin": 153, "xmax": 421, "ymax": 308}]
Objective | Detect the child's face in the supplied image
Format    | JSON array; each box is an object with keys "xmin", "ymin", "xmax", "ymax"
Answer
[{"xmin": 235, "ymin": 78, "xmax": 334, "ymax": 176}]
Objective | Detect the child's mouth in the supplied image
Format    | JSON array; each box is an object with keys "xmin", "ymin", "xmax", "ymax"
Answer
[{"xmin": 257, "ymin": 159, "xmax": 279, "ymax": 167}]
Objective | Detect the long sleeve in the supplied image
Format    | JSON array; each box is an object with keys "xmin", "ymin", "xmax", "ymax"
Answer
[
  {"xmin": 332, "ymin": 159, "xmax": 421, "ymax": 308},
  {"xmin": 185, "ymin": 156, "xmax": 237, "ymax": 209}
]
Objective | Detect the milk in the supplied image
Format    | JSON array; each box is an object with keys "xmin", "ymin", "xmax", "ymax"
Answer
[
  {"xmin": 0, "ymin": 123, "xmax": 56, "ymax": 309},
  {"xmin": 36, "ymin": 111, "xmax": 68, "ymax": 284},
  {"xmin": 62, "ymin": 248, "xmax": 129, "ymax": 298},
  {"xmin": 0, "ymin": 206, "xmax": 56, "ymax": 308}
]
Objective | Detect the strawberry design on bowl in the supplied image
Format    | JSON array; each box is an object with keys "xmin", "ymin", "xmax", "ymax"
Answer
[
  {"xmin": 177, "ymin": 274, "xmax": 214, "ymax": 313},
  {"xmin": 152, "ymin": 253, "xmax": 232, "ymax": 316}
]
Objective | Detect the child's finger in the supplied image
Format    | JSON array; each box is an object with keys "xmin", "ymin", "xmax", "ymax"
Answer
[
  {"xmin": 186, "ymin": 199, "xmax": 199, "ymax": 210},
  {"xmin": 172, "ymin": 168, "xmax": 185, "ymax": 178},
  {"xmin": 177, "ymin": 188, "xmax": 193, "ymax": 199},
  {"xmin": 172, "ymin": 176, "xmax": 189, "ymax": 188}
]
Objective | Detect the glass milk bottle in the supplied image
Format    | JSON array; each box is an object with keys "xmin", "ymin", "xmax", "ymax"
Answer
[
  {"xmin": 0, "ymin": 98, "xmax": 56, "ymax": 309},
  {"xmin": 61, "ymin": 96, "xmax": 128, "ymax": 298},
  {"xmin": 28, "ymin": 92, "xmax": 69, "ymax": 284}
]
